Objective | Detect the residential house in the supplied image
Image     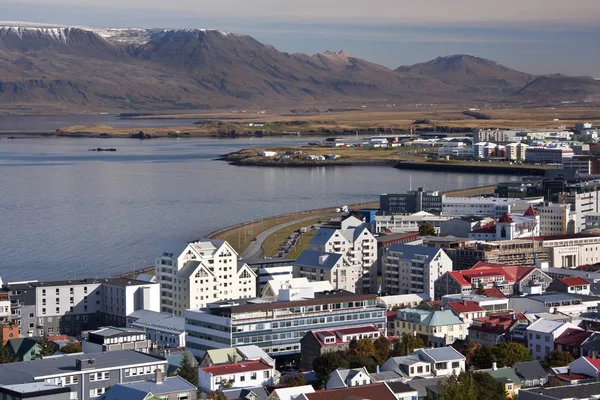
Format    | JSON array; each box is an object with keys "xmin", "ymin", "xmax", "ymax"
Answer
[
  {"xmin": 381, "ymin": 354, "xmax": 432, "ymax": 380},
  {"xmin": 0, "ymin": 383, "xmax": 72, "ymax": 400},
  {"xmin": 198, "ymin": 345, "xmax": 275, "ymax": 368},
  {"xmin": 581, "ymin": 331, "xmax": 600, "ymax": 358},
  {"xmin": 446, "ymin": 300, "xmax": 485, "ymax": 322},
  {"xmin": 267, "ymin": 385, "xmax": 315, "ymax": 400},
  {"xmin": 98, "ymin": 371, "xmax": 197, "ymax": 400},
  {"xmin": 468, "ymin": 313, "xmax": 525, "ymax": 346},
  {"xmin": 381, "ymin": 347, "xmax": 466, "ymax": 379},
  {"xmin": 220, "ymin": 386, "xmax": 269, "ymax": 400},
  {"xmin": 554, "ymin": 328, "xmax": 594, "ymax": 358},
  {"xmin": 395, "ymin": 308, "xmax": 468, "ymax": 347},
  {"xmin": 514, "ymin": 361, "xmax": 548, "ymax": 388},
  {"xmin": 82, "ymin": 326, "xmax": 151, "ymax": 354},
  {"xmin": 547, "ymin": 277, "xmax": 591, "ymax": 295},
  {"xmin": 434, "ymin": 262, "xmax": 552, "ymax": 299},
  {"xmin": 5, "ymin": 337, "xmax": 42, "ymax": 361},
  {"xmin": 526, "ymin": 319, "xmax": 582, "ymax": 360},
  {"xmin": 385, "ymin": 382, "xmax": 420, "ymax": 400},
  {"xmin": 0, "ymin": 350, "xmax": 168, "ymax": 400},
  {"xmin": 406, "ymin": 377, "xmax": 447, "ymax": 400},
  {"xmin": 565, "ymin": 356, "xmax": 600, "ymax": 380},
  {"xmin": 126, "ymin": 309, "xmax": 185, "ymax": 349},
  {"xmin": 325, "ymin": 367, "xmax": 372, "ymax": 390},
  {"xmin": 299, "ymin": 325, "xmax": 382, "ymax": 370},
  {"xmin": 383, "ymin": 244, "xmax": 453, "ymax": 299},
  {"xmin": 476, "ymin": 364, "xmax": 523, "ymax": 399},
  {"xmin": 300, "ymin": 383, "xmax": 399, "ymax": 400},
  {"xmin": 198, "ymin": 360, "xmax": 274, "ymax": 393}
]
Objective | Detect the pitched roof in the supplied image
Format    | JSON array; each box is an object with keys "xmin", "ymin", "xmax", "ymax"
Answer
[
  {"xmin": 527, "ymin": 319, "xmax": 576, "ymax": 334},
  {"xmin": 98, "ymin": 376, "xmax": 196, "ymax": 400},
  {"xmin": 200, "ymin": 360, "xmax": 271, "ymax": 376},
  {"xmin": 514, "ymin": 361, "xmax": 548, "ymax": 380},
  {"xmin": 6, "ymin": 338, "xmax": 39, "ymax": 360},
  {"xmin": 582, "ymin": 331, "xmax": 600, "ymax": 351},
  {"xmin": 476, "ymin": 367, "xmax": 523, "ymax": 386},
  {"xmin": 294, "ymin": 250, "xmax": 343, "ymax": 271},
  {"xmin": 499, "ymin": 213, "xmax": 514, "ymax": 223},
  {"xmin": 270, "ymin": 385, "xmax": 315, "ymax": 400},
  {"xmin": 446, "ymin": 301, "xmax": 484, "ymax": 314},
  {"xmin": 416, "ymin": 347, "xmax": 466, "ymax": 362},
  {"xmin": 523, "ymin": 205, "xmax": 538, "ymax": 217},
  {"xmin": 555, "ymin": 329, "xmax": 594, "ymax": 347},
  {"xmin": 220, "ymin": 386, "xmax": 269, "ymax": 400},
  {"xmin": 305, "ymin": 383, "xmax": 397, "ymax": 400},
  {"xmin": 584, "ymin": 356, "xmax": 600, "ymax": 370},
  {"xmin": 448, "ymin": 262, "xmax": 539, "ymax": 287},
  {"xmin": 558, "ymin": 277, "xmax": 590, "ymax": 286},
  {"xmin": 482, "ymin": 288, "xmax": 507, "ymax": 298},
  {"xmin": 310, "ymin": 228, "xmax": 346, "ymax": 246}
]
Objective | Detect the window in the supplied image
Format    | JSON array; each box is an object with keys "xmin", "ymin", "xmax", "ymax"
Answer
[
  {"xmin": 263, "ymin": 371, "xmax": 270, "ymax": 378},
  {"xmin": 452, "ymin": 362, "xmax": 460, "ymax": 369},
  {"xmin": 240, "ymin": 375, "xmax": 245, "ymax": 382}
]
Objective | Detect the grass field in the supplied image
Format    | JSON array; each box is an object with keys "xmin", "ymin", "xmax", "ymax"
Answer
[
  {"xmin": 261, "ymin": 216, "xmax": 324, "ymax": 257},
  {"xmin": 287, "ymin": 230, "xmax": 317, "ymax": 259}
]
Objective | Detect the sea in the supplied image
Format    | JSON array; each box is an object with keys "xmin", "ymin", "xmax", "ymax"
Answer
[{"xmin": 0, "ymin": 115, "xmax": 517, "ymax": 281}]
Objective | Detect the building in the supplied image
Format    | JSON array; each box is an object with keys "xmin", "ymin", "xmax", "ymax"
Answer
[
  {"xmin": 198, "ymin": 360, "xmax": 275, "ymax": 392},
  {"xmin": 381, "ymin": 347, "xmax": 466, "ymax": 378},
  {"xmin": 155, "ymin": 240, "xmax": 257, "ymax": 316},
  {"xmin": 514, "ymin": 361, "xmax": 548, "ymax": 388},
  {"xmin": 541, "ymin": 233, "xmax": 600, "ymax": 268},
  {"xmin": 563, "ymin": 155, "xmax": 600, "ymax": 174},
  {"xmin": 0, "ymin": 350, "xmax": 168, "ymax": 400},
  {"xmin": 380, "ymin": 188, "xmax": 445, "ymax": 214},
  {"xmin": 299, "ymin": 325, "xmax": 383, "ymax": 370},
  {"xmin": 547, "ymin": 277, "xmax": 591, "ymax": 295},
  {"xmin": 554, "ymin": 328, "xmax": 594, "ymax": 358},
  {"xmin": 439, "ymin": 216, "xmax": 494, "ymax": 237},
  {"xmin": 509, "ymin": 293, "xmax": 599, "ymax": 318},
  {"xmin": 99, "ymin": 373, "xmax": 197, "ymax": 400},
  {"xmin": 267, "ymin": 385, "xmax": 315, "ymax": 400},
  {"xmin": 434, "ymin": 262, "xmax": 552, "ymax": 299},
  {"xmin": 560, "ymin": 187, "xmax": 600, "ymax": 232},
  {"xmin": 445, "ymin": 301, "xmax": 485, "ymax": 322},
  {"xmin": 476, "ymin": 364, "xmax": 523, "ymax": 399},
  {"xmin": 474, "ymin": 129, "xmax": 523, "ymax": 144},
  {"xmin": 0, "ymin": 382, "xmax": 72, "ymax": 400},
  {"xmin": 6, "ymin": 337, "xmax": 41, "ymax": 361},
  {"xmin": 292, "ymin": 251, "xmax": 357, "ymax": 293},
  {"xmin": 377, "ymin": 294, "xmax": 431, "ymax": 310},
  {"xmin": 520, "ymin": 381, "xmax": 600, "ymax": 400},
  {"xmin": 394, "ymin": 308, "xmax": 468, "ymax": 347},
  {"xmin": 244, "ymin": 258, "xmax": 295, "ymax": 296},
  {"xmin": 0, "ymin": 289, "xmax": 10, "ymax": 324},
  {"xmin": 505, "ymin": 142, "xmax": 528, "ymax": 161},
  {"xmin": 468, "ymin": 313, "xmax": 525, "ymax": 346},
  {"xmin": 325, "ymin": 367, "xmax": 372, "ymax": 390},
  {"xmin": 444, "ymin": 239, "xmax": 549, "ymax": 269},
  {"xmin": 198, "ymin": 345, "xmax": 274, "ymax": 368},
  {"xmin": 261, "ymin": 278, "xmax": 332, "ymax": 298},
  {"xmin": 525, "ymin": 146, "xmax": 574, "ymax": 164},
  {"xmin": 383, "ymin": 244, "xmax": 452, "ymax": 298},
  {"xmin": 537, "ymin": 202, "xmax": 577, "ymax": 236},
  {"xmin": 526, "ymin": 319, "xmax": 582, "ymax": 360},
  {"xmin": 82, "ymin": 326, "xmax": 152, "ymax": 354},
  {"xmin": 373, "ymin": 212, "xmax": 449, "ymax": 234},
  {"xmin": 441, "ymin": 197, "xmax": 544, "ymax": 218},
  {"xmin": 184, "ymin": 289, "xmax": 386, "ymax": 359},
  {"xmin": 442, "ymin": 294, "xmax": 510, "ymax": 313},
  {"xmin": 304, "ymin": 383, "xmax": 400, "ymax": 400},
  {"xmin": 126, "ymin": 309, "xmax": 185, "ymax": 349},
  {"xmin": 6, "ymin": 277, "xmax": 159, "ymax": 337},
  {"xmin": 581, "ymin": 332, "xmax": 600, "ymax": 358},
  {"xmin": 306, "ymin": 220, "xmax": 378, "ymax": 293},
  {"xmin": 468, "ymin": 207, "xmax": 540, "ymax": 241}
]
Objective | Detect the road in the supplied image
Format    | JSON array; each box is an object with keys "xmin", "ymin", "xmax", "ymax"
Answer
[{"xmin": 240, "ymin": 213, "xmax": 335, "ymax": 260}]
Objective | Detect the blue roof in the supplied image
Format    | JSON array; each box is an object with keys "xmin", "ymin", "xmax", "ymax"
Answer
[
  {"xmin": 386, "ymin": 243, "xmax": 442, "ymax": 260},
  {"xmin": 294, "ymin": 250, "xmax": 343, "ymax": 271},
  {"xmin": 99, "ymin": 376, "xmax": 196, "ymax": 400}
]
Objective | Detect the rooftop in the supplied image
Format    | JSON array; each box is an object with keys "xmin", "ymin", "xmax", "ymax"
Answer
[
  {"xmin": 523, "ymin": 381, "xmax": 600, "ymax": 398},
  {"xmin": 527, "ymin": 319, "xmax": 575, "ymax": 334},
  {"xmin": 554, "ymin": 329, "xmax": 594, "ymax": 347},
  {"xmin": 305, "ymin": 383, "xmax": 397, "ymax": 400},
  {"xmin": 200, "ymin": 360, "xmax": 271, "ymax": 376},
  {"xmin": 446, "ymin": 300, "xmax": 484, "ymax": 314},
  {"xmin": 558, "ymin": 277, "xmax": 590, "ymax": 286},
  {"xmin": 416, "ymin": 347, "xmax": 465, "ymax": 362},
  {"xmin": 127, "ymin": 310, "xmax": 185, "ymax": 334},
  {"xmin": 6, "ymin": 277, "xmax": 154, "ymax": 290},
  {"xmin": 0, "ymin": 382, "xmax": 71, "ymax": 396},
  {"xmin": 386, "ymin": 243, "xmax": 443, "ymax": 260},
  {"xmin": 294, "ymin": 250, "xmax": 343, "ymax": 271},
  {"xmin": 98, "ymin": 376, "xmax": 196, "ymax": 400},
  {"xmin": 89, "ymin": 326, "xmax": 146, "ymax": 338}
]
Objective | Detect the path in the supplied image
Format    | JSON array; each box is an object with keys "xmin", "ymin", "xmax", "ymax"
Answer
[{"xmin": 240, "ymin": 213, "xmax": 335, "ymax": 260}]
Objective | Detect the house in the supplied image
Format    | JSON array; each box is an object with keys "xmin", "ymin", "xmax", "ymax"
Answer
[
  {"xmin": 325, "ymin": 367, "xmax": 372, "ymax": 390},
  {"xmin": 395, "ymin": 308, "xmax": 468, "ymax": 347},
  {"xmin": 385, "ymin": 381, "xmax": 420, "ymax": 400},
  {"xmin": 5, "ymin": 337, "xmax": 42, "ymax": 361},
  {"xmin": 220, "ymin": 386, "xmax": 269, "ymax": 400},
  {"xmin": 155, "ymin": 240, "xmax": 257, "ymax": 316},
  {"xmin": 468, "ymin": 313, "xmax": 525, "ymax": 346},
  {"xmin": 566, "ymin": 356, "xmax": 600, "ymax": 380},
  {"xmin": 98, "ymin": 371, "xmax": 197, "ymax": 400},
  {"xmin": 547, "ymin": 277, "xmax": 591, "ymax": 295},
  {"xmin": 554, "ymin": 328, "xmax": 594, "ymax": 358},
  {"xmin": 0, "ymin": 383, "xmax": 72, "ymax": 400},
  {"xmin": 199, "ymin": 345, "xmax": 275, "ymax": 368},
  {"xmin": 382, "ymin": 244, "xmax": 452, "ymax": 298},
  {"xmin": 434, "ymin": 261, "xmax": 552, "ymax": 299},
  {"xmin": 520, "ymin": 382, "xmax": 600, "ymax": 400},
  {"xmin": 300, "ymin": 383, "xmax": 399, "ymax": 400},
  {"xmin": 406, "ymin": 377, "xmax": 447, "ymax": 400},
  {"xmin": 0, "ymin": 350, "xmax": 168, "ymax": 400},
  {"xmin": 267, "ymin": 385, "xmax": 315, "ymax": 400},
  {"xmin": 526, "ymin": 319, "xmax": 582, "ymax": 360},
  {"xmin": 382, "ymin": 354, "xmax": 432, "ymax": 379},
  {"xmin": 514, "ymin": 361, "xmax": 548, "ymax": 388},
  {"xmin": 476, "ymin": 363, "xmax": 523, "ymax": 399},
  {"xmin": 299, "ymin": 325, "xmax": 382, "ymax": 370},
  {"xmin": 381, "ymin": 347, "xmax": 466, "ymax": 379},
  {"xmin": 446, "ymin": 300, "xmax": 485, "ymax": 322},
  {"xmin": 198, "ymin": 360, "xmax": 275, "ymax": 392},
  {"xmin": 259, "ymin": 151, "xmax": 278, "ymax": 157},
  {"xmin": 581, "ymin": 331, "xmax": 600, "ymax": 358},
  {"xmin": 81, "ymin": 326, "xmax": 151, "ymax": 354}
]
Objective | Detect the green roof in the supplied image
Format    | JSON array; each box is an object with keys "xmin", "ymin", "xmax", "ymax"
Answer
[{"xmin": 476, "ymin": 367, "xmax": 523, "ymax": 386}]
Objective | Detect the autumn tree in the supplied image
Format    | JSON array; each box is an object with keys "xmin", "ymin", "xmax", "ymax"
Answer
[
  {"xmin": 60, "ymin": 342, "xmax": 82, "ymax": 354},
  {"xmin": 391, "ymin": 333, "xmax": 424, "ymax": 357},
  {"xmin": 373, "ymin": 335, "xmax": 391, "ymax": 364},
  {"xmin": 0, "ymin": 341, "xmax": 14, "ymax": 364},
  {"xmin": 419, "ymin": 223, "xmax": 437, "ymax": 236},
  {"xmin": 545, "ymin": 350, "xmax": 574, "ymax": 367},
  {"xmin": 286, "ymin": 374, "xmax": 307, "ymax": 387},
  {"xmin": 349, "ymin": 338, "xmax": 376, "ymax": 358},
  {"xmin": 313, "ymin": 351, "xmax": 350, "ymax": 383},
  {"xmin": 177, "ymin": 351, "xmax": 198, "ymax": 387}
]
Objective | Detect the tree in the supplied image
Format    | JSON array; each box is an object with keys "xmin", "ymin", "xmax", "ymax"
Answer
[
  {"xmin": 349, "ymin": 338, "xmax": 376, "ymax": 358},
  {"xmin": 206, "ymin": 392, "xmax": 228, "ymax": 400},
  {"xmin": 544, "ymin": 376, "xmax": 564, "ymax": 388},
  {"xmin": 60, "ymin": 342, "xmax": 82, "ymax": 354},
  {"xmin": 436, "ymin": 372, "xmax": 477, "ymax": 400},
  {"xmin": 286, "ymin": 374, "xmax": 306, "ymax": 387},
  {"xmin": 545, "ymin": 350, "xmax": 574, "ymax": 367},
  {"xmin": 471, "ymin": 345, "xmax": 495, "ymax": 369},
  {"xmin": 33, "ymin": 333, "xmax": 56, "ymax": 359},
  {"xmin": 0, "ymin": 342, "xmax": 14, "ymax": 364},
  {"xmin": 177, "ymin": 351, "xmax": 198, "ymax": 387},
  {"xmin": 493, "ymin": 342, "xmax": 532, "ymax": 367},
  {"xmin": 419, "ymin": 223, "xmax": 436, "ymax": 236},
  {"xmin": 313, "ymin": 351, "xmax": 350, "ymax": 383},
  {"xmin": 373, "ymin": 335, "xmax": 391, "ymax": 364},
  {"xmin": 391, "ymin": 333, "xmax": 424, "ymax": 357},
  {"xmin": 473, "ymin": 372, "xmax": 509, "ymax": 400},
  {"xmin": 349, "ymin": 355, "xmax": 378, "ymax": 373}
]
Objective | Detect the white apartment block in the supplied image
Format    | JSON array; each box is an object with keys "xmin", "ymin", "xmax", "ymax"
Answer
[
  {"xmin": 536, "ymin": 202, "xmax": 578, "ymax": 236},
  {"xmin": 383, "ymin": 244, "xmax": 452, "ymax": 298},
  {"xmin": 293, "ymin": 251, "xmax": 360, "ymax": 293},
  {"xmin": 442, "ymin": 197, "xmax": 544, "ymax": 218},
  {"xmin": 308, "ymin": 218, "xmax": 377, "ymax": 293},
  {"xmin": 155, "ymin": 239, "xmax": 257, "ymax": 316},
  {"xmin": 505, "ymin": 143, "xmax": 528, "ymax": 161},
  {"xmin": 563, "ymin": 190, "xmax": 600, "ymax": 232},
  {"xmin": 373, "ymin": 212, "xmax": 450, "ymax": 234}
]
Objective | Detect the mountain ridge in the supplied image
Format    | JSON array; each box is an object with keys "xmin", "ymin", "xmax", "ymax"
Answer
[{"xmin": 0, "ymin": 23, "xmax": 598, "ymax": 112}]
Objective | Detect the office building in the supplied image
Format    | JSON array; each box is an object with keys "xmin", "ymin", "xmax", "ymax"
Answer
[
  {"xmin": 380, "ymin": 188, "xmax": 445, "ymax": 214},
  {"xmin": 441, "ymin": 197, "xmax": 544, "ymax": 218}
]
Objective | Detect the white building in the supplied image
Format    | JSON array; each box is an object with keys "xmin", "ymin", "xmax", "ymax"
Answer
[
  {"xmin": 198, "ymin": 360, "xmax": 275, "ymax": 392},
  {"xmin": 306, "ymin": 219, "xmax": 377, "ymax": 293},
  {"xmin": 381, "ymin": 347, "xmax": 466, "ymax": 378},
  {"xmin": 261, "ymin": 278, "xmax": 332, "ymax": 298},
  {"xmin": 82, "ymin": 326, "xmax": 151, "ymax": 354},
  {"xmin": 0, "ymin": 287, "xmax": 10, "ymax": 323},
  {"xmin": 442, "ymin": 197, "xmax": 544, "ymax": 218},
  {"xmin": 537, "ymin": 202, "xmax": 578, "ymax": 236},
  {"xmin": 325, "ymin": 367, "xmax": 372, "ymax": 390},
  {"xmin": 155, "ymin": 240, "xmax": 257, "ymax": 316},
  {"xmin": 293, "ymin": 251, "xmax": 359, "ymax": 292},
  {"xmin": 126, "ymin": 309, "xmax": 185, "ymax": 348},
  {"xmin": 373, "ymin": 212, "xmax": 450, "ymax": 234},
  {"xmin": 563, "ymin": 190, "xmax": 600, "ymax": 232},
  {"xmin": 259, "ymin": 151, "xmax": 278, "ymax": 157},
  {"xmin": 382, "ymin": 244, "xmax": 452, "ymax": 298},
  {"xmin": 541, "ymin": 234, "xmax": 600, "ymax": 269},
  {"xmin": 505, "ymin": 143, "xmax": 528, "ymax": 161},
  {"xmin": 438, "ymin": 142, "xmax": 473, "ymax": 157},
  {"xmin": 468, "ymin": 207, "xmax": 540, "ymax": 241},
  {"xmin": 526, "ymin": 319, "xmax": 582, "ymax": 361}
]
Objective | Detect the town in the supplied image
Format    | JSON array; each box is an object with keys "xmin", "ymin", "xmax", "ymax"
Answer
[{"xmin": 4, "ymin": 123, "xmax": 600, "ymax": 400}]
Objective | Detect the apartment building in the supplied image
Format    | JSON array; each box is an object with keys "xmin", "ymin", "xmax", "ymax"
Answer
[
  {"xmin": 293, "ymin": 250, "xmax": 358, "ymax": 293},
  {"xmin": 380, "ymin": 188, "xmax": 445, "ymax": 214},
  {"xmin": 560, "ymin": 186, "xmax": 600, "ymax": 231},
  {"xmin": 184, "ymin": 289, "xmax": 386, "ymax": 359},
  {"xmin": 126, "ymin": 309, "xmax": 185, "ymax": 348},
  {"xmin": 305, "ymin": 219, "xmax": 377, "ymax": 293},
  {"xmin": 6, "ymin": 278, "xmax": 159, "ymax": 337},
  {"xmin": 155, "ymin": 239, "xmax": 257, "ymax": 316},
  {"xmin": 383, "ymin": 244, "xmax": 452, "ymax": 298},
  {"xmin": 0, "ymin": 350, "xmax": 167, "ymax": 400},
  {"xmin": 526, "ymin": 319, "xmax": 582, "ymax": 361},
  {"xmin": 536, "ymin": 202, "xmax": 578, "ymax": 236},
  {"xmin": 244, "ymin": 258, "xmax": 294, "ymax": 296},
  {"xmin": 526, "ymin": 146, "xmax": 574, "ymax": 164},
  {"xmin": 0, "ymin": 289, "xmax": 10, "ymax": 323},
  {"xmin": 373, "ymin": 212, "xmax": 449, "ymax": 234}
]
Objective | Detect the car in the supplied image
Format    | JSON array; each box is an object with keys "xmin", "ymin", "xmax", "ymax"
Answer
[{"xmin": 251, "ymin": 238, "xmax": 257, "ymax": 242}]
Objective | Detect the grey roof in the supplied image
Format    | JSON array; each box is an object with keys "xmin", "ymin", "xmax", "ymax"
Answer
[
  {"xmin": 99, "ymin": 376, "xmax": 196, "ymax": 400},
  {"xmin": 0, "ymin": 382, "xmax": 71, "ymax": 396},
  {"xmin": 128, "ymin": 310, "xmax": 185, "ymax": 334},
  {"xmin": 370, "ymin": 370, "xmax": 405, "ymax": 382},
  {"xmin": 392, "ymin": 355, "xmax": 426, "ymax": 366},
  {"xmin": 6, "ymin": 277, "xmax": 153, "ymax": 290},
  {"xmin": 581, "ymin": 331, "xmax": 600, "ymax": 351},
  {"xmin": 0, "ymin": 350, "xmax": 166, "ymax": 385},
  {"xmin": 334, "ymin": 367, "xmax": 368, "ymax": 384},
  {"xmin": 136, "ymin": 274, "xmax": 156, "ymax": 282},
  {"xmin": 514, "ymin": 361, "xmax": 548, "ymax": 380},
  {"xmin": 90, "ymin": 326, "xmax": 146, "ymax": 338},
  {"xmin": 310, "ymin": 228, "xmax": 341, "ymax": 246},
  {"xmin": 386, "ymin": 243, "xmax": 442, "ymax": 260},
  {"xmin": 523, "ymin": 381, "xmax": 600, "ymax": 398},
  {"xmin": 294, "ymin": 250, "xmax": 343, "ymax": 271},
  {"xmin": 386, "ymin": 381, "xmax": 417, "ymax": 394},
  {"xmin": 407, "ymin": 377, "xmax": 447, "ymax": 398},
  {"xmin": 178, "ymin": 261, "xmax": 208, "ymax": 278},
  {"xmin": 221, "ymin": 386, "xmax": 269, "ymax": 400},
  {"xmin": 416, "ymin": 347, "xmax": 465, "ymax": 362}
]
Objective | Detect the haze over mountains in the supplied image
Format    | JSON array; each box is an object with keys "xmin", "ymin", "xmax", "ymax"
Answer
[{"xmin": 0, "ymin": 23, "xmax": 599, "ymax": 112}]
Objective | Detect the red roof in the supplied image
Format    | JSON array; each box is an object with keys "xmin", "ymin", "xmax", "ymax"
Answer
[
  {"xmin": 585, "ymin": 357, "xmax": 600, "ymax": 370},
  {"xmin": 472, "ymin": 220, "xmax": 497, "ymax": 234},
  {"xmin": 559, "ymin": 277, "xmax": 590, "ymax": 286},
  {"xmin": 311, "ymin": 324, "xmax": 382, "ymax": 346},
  {"xmin": 557, "ymin": 373, "xmax": 591, "ymax": 382},
  {"xmin": 447, "ymin": 300, "xmax": 484, "ymax": 314},
  {"xmin": 523, "ymin": 205, "xmax": 539, "ymax": 217},
  {"xmin": 482, "ymin": 288, "xmax": 507, "ymax": 298},
  {"xmin": 555, "ymin": 329, "xmax": 593, "ymax": 347},
  {"xmin": 387, "ymin": 310, "xmax": 397, "ymax": 321},
  {"xmin": 200, "ymin": 360, "xmax": 271, "ymax": 375},
  {"xmin": 306, "ymin": 383, "xmax": 397, "ymax": 400},
  {"xmin": 447, "ymin": 261, "xmax": 538, "ymax": 287},
  {"xmin": 499, "ymin": 213, "xmax": 514, "ymax": 223}
]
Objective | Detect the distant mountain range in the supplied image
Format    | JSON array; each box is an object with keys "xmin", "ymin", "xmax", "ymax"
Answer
[{"xmin": 0, "ymin": 23, "xmax": 599, "ymax": 112}]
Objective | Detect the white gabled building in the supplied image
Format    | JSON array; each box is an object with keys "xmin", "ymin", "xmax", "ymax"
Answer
[
  {"xmin": 198, "ymin": 360, "xmax": 275, "ymax": 392},
  {"xmin": 325, "ymin": 367, "xmax": 373, "ymax": 390},
  {"xmin": 293, "ymin": 251, "xmax": 359, "ymax": 293},
  {"xmin": 526, "ymin": 319, "xmax": 582, "ymax": 361},
  {"xmin": 382, "ymin": 244, "xmax": 452, "ymax": 298},
  {"xmin": 155, "ymin": 240, "xmax": 257, "ymax": 316}
]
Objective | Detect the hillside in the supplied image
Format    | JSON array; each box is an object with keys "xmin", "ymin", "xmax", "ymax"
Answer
[{"xmin": 0, "ymin": 23, "xmax": 598, "ymax": 112}]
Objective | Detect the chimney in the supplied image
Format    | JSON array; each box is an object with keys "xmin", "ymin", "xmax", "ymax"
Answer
[
  {"xmin": 492, "ymin": 362, "xmax": 497, "ymax": 371},
  {"xmin": 155, "ymin": 368, "xmax": 162, "ymax": 384},
  {"xmin": 376, "ymin": 365, "xmax": 380, "ymax": 374}
]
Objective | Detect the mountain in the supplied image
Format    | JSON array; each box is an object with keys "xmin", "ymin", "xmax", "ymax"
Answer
[{"xmin": 0, "ymin": 23, "xmax": 598, "ymax": 112}]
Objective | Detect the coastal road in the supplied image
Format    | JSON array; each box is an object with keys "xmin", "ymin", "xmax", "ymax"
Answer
[{"xmin": 240, "ymin": 213, "xmax": 336, "ymax": 260}]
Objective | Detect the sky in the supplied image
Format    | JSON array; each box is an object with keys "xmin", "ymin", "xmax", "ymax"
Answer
[{"xmin": 2, "ymin": 0, "xmax": 599, "ymax": 76}]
